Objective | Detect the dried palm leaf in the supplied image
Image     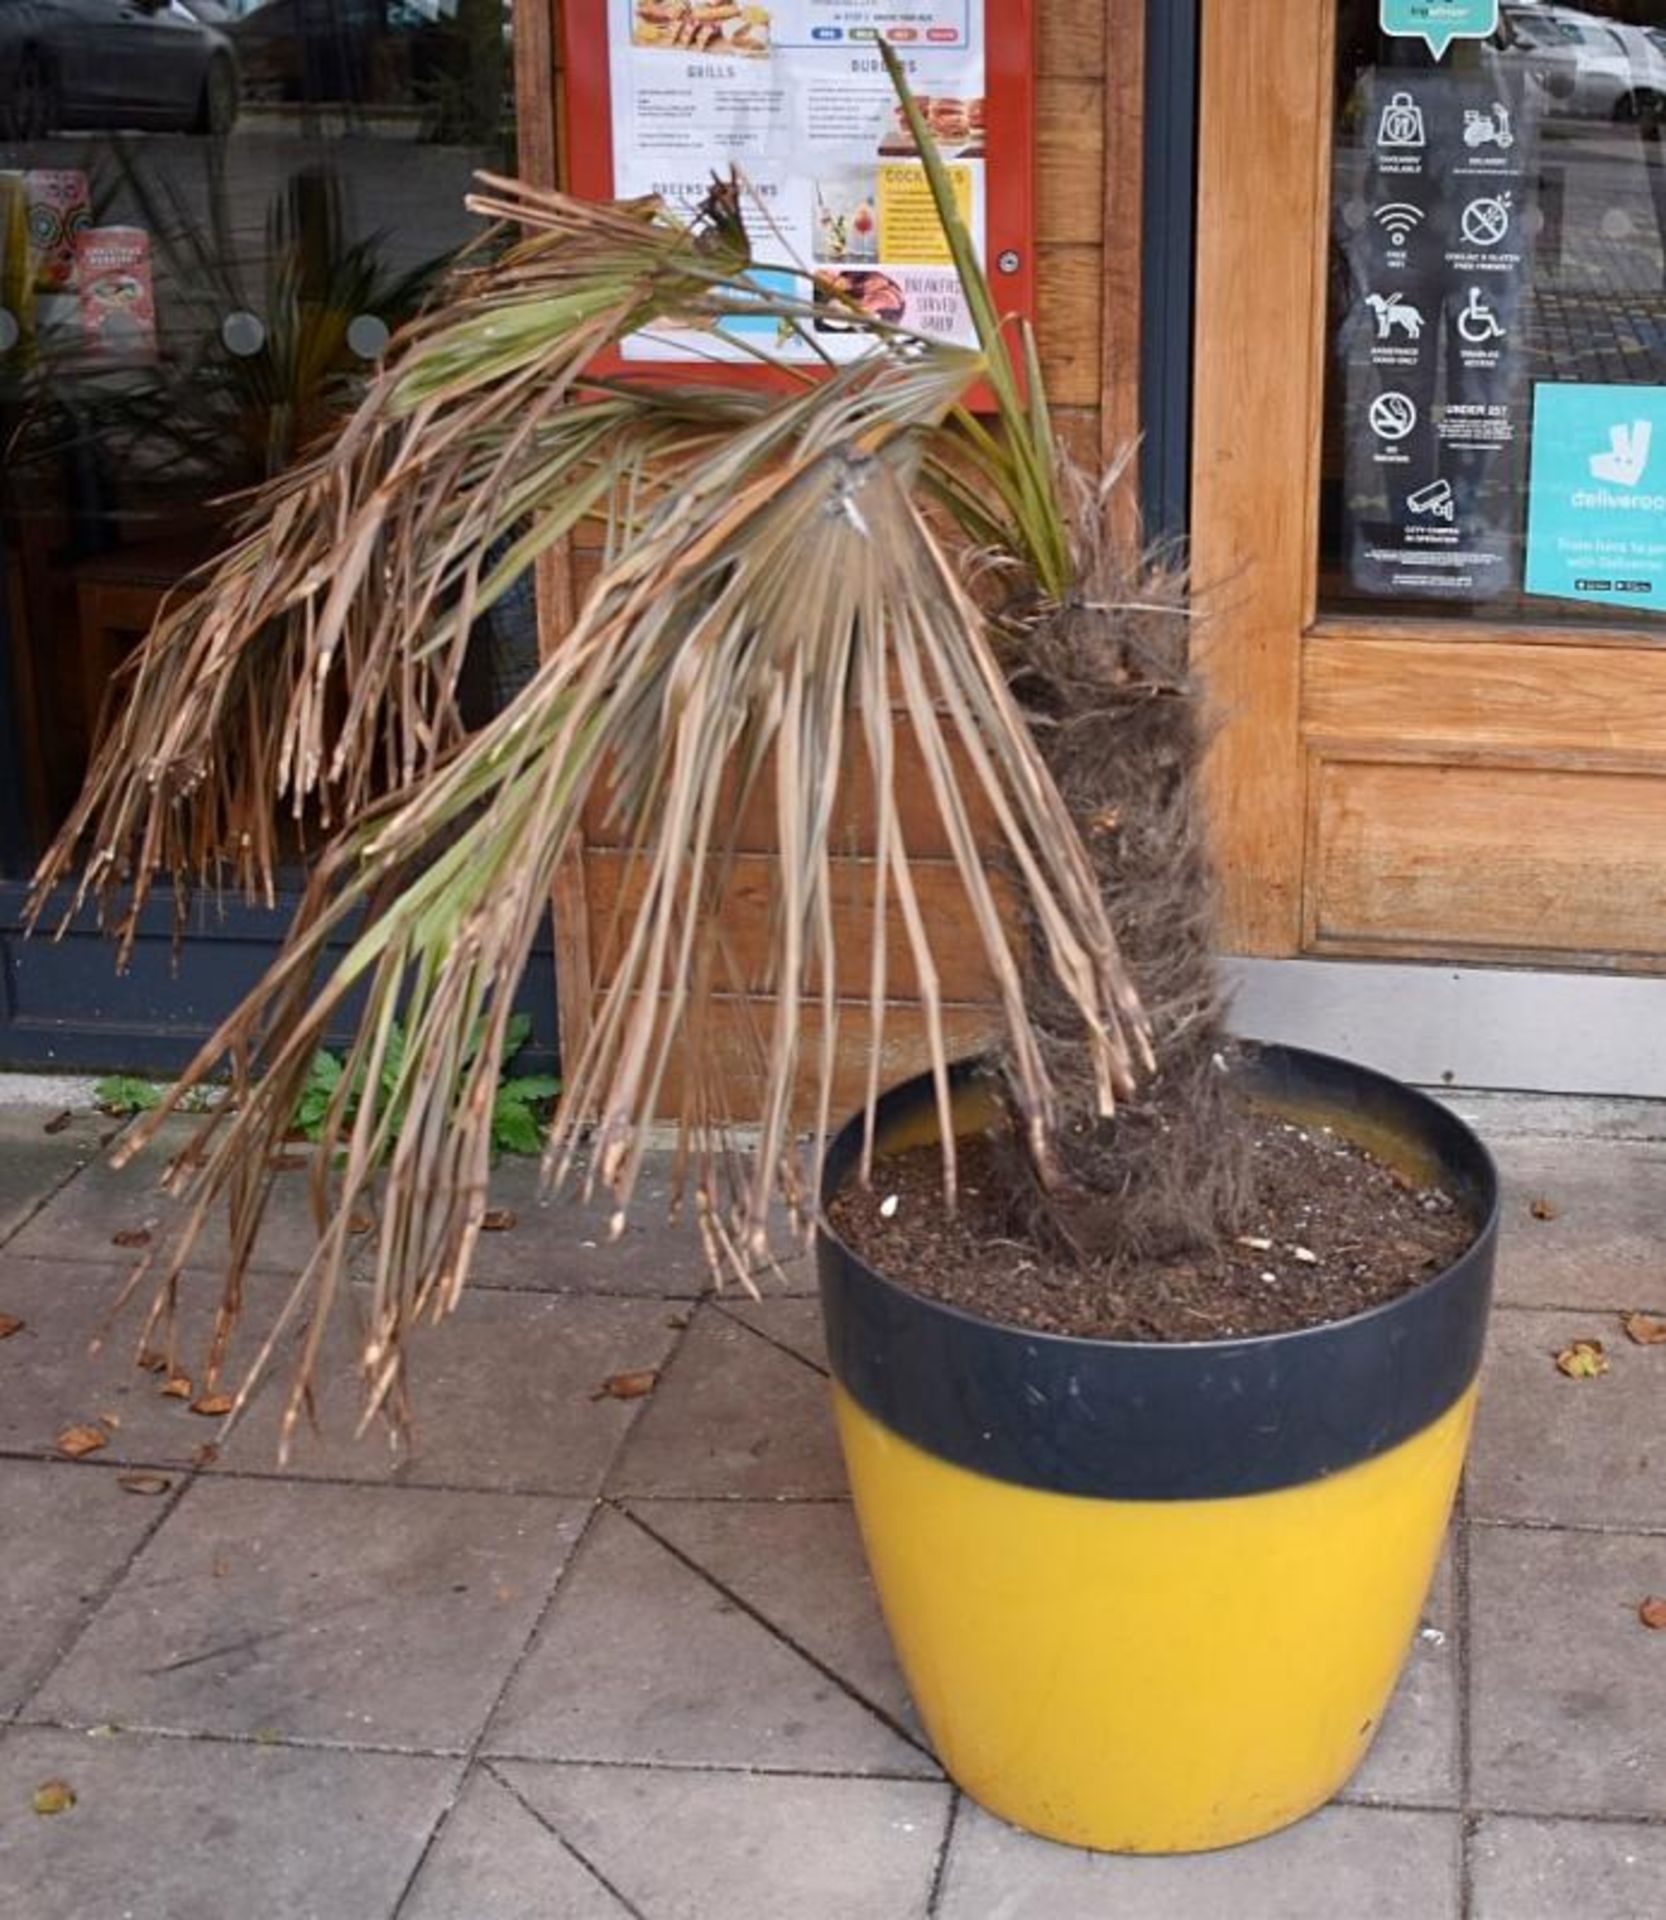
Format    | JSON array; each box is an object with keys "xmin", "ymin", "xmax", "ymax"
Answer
[
  {"xmin": 28, "ymin": 178, "xmax": 764, "ymax": 951},
  {"xmin": 39, "ymin": 78, "xmax": 1151, "ymax": 1446}
]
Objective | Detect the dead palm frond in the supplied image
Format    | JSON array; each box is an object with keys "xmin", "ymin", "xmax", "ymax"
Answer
[
  {"xmin": 35, "ymin": 70, "xmax": 1151, "ymax": 1447},
  {"xmin": 29, "ymin": 177, "xmax": 763, "ymax": 950}
]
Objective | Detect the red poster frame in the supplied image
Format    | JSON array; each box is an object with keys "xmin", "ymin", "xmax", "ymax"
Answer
[{"xmin": 558, "ymin": 0, "xmax": 1036, "ymax": 391}]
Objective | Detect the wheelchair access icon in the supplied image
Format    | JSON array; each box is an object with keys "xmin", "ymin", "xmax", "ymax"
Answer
[{"xmin": 1457, "ymin": 287, "xmax": 1506, "ymax": 344}]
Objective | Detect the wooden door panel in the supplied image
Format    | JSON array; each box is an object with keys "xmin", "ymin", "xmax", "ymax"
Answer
[
  {"xmin": 1308, "ymin": 758, "xmax": 1666, "ymax": 968},
  {"xmin": 1304, "ymin": 637, "xmax": 1666, "ymax": 764},
  {"xmin": 1197, "ymin": 0, "xmax": 1666, "ymax": 973}
]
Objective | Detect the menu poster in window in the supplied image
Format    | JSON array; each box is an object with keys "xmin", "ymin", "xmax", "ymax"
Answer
[
  {"xmin": 1336, "ymin": 62, "xmax": 1540, "ymax": 600},
  {"xmin": 565, "ymin": 0, "xmax": 1031, "ymax": 373}
]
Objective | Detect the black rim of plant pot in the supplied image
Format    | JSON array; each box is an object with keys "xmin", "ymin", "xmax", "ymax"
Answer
[{"xmin": 816, "ymin": 1043, "xmax": 1500, "ymax": 1502}]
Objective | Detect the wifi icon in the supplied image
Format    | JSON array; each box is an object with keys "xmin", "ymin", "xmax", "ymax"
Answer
[{"xmin": 1375, "ymin": 203, "xmax": 1425, "ymax": 245}]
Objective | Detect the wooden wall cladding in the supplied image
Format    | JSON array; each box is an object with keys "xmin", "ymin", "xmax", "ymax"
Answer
[
  {"xmin": 527, "ymin": 0, "xmax": 1145, "ymax": 1111},
  {"xmin": 1307, "ymin": 758, "xmax": 1666, "ymax": 970}
]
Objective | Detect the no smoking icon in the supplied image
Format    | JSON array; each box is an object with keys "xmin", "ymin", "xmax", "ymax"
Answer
[{"xmin": 1369, "ymin": 392, "xmax": 1419, "ymax": 441}]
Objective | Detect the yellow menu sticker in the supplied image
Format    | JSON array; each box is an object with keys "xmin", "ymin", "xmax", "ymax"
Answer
[{"xmin": 876, "ymin": 162, "xmax": 974, "ymax": 266}]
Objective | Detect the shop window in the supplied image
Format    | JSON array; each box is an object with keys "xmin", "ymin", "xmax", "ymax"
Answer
[
  {"xmin": 1320, "ymin": 0, "xmax": 1666, "ymax": 627},
  {"xmin": 0, "ymin": 2, "xmax": 523, "ymax": 878}
]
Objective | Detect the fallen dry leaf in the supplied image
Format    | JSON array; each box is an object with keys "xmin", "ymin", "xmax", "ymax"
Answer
[
  {"xmin": 55, "ymin": 1423, "xmax": 109, "ymax": 1458},
  {"xmin": 1639, "ymin": 1597, "xmax": 1666, "ymax": 1630},
  {"xmin": 347, "ymin": 1210, "xmax": 375, "ymax": 1235},
  {"xmin": 1621, "ymin": 1313, "xmax": 1666, "ymax": 1347},
  {"xmin": 482, "ymin": 1208, "xmax": 517, "ymax": 1233},
  {"xmin": 111, "ymin": 1227, "xmax": 152, "ymax": 1250},
  {"xmin": 117, "ymin": 1473, "xmax": 172, "ymax": 1497},
  {"xmin": 193, "ymin": 1442, "xmax": 220, "ymax": 1468},
  {"xmin": 591, "ymin": 1368, "xmax": 659, "ymax": 1402},
  {"xmin": 42, "ymin": 1109, "xmax": 73, "ymax": 1135},
  {"xmin": 0, "ymin": 1312, "xmax": 24, "ymax": 1340},
  {"xmin": 1554, "ymin": 1339, "xmax": 1609, "ymax": 1380},
  {"xmin": 32, "ymin": 1779, "xmax": 76, "ymax": 1815},
  {"xmin": 160, "ymin": 1375, "xmax": 193, "ymax": 1400},
  {"xmin": 190, "ymin": 1392, "xmax": 235, "ymax": 1418},
  {"xmin": 136, "ymin": 1348, "xmax": 170, "ymax": 1374},
  {"xmin": 98, "ymin": 1410, "xmax": 121, "ymax": 1431},
  {"xmin": 1528, "ymin": 1197, "xmax": 1559, "ymax": 1222},
  {"xmin": 211, "ymin": 1553, "xmax": 232, "ymax": 1578}
]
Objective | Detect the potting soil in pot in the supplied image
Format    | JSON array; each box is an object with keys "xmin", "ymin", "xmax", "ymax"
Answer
[{"xmin": 824, "ymin": 1110, "xmax": 1476, "ymax": 1343}]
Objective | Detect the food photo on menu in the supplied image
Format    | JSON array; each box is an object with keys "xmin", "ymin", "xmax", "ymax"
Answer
[
  {"xmin": 632, "ymin": 0, "xmax": 771, "ymax": 54},
  {"xmin": 879, "ymin": 95, "xmax": 986, "ymax": 157},
  {"xmin": 812, "ymin": 268, "xmax": 908, "ymax": 332}
]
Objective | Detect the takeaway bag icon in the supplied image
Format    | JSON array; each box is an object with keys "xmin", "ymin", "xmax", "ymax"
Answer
[{"xmin": 1378, "ymin": 92, "xmax": 1426, "ymax": 148}]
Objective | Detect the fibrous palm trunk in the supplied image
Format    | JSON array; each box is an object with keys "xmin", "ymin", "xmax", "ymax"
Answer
[{"xmin": 997, "ymin": 480, "xmax": 1255, "ymax": 1275}]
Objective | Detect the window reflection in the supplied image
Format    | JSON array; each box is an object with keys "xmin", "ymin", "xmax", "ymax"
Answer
[
  {"xmin": 1322, "ymin": 0, "xmax": 1666, "ymax": 626},
  {"xmin": 0, "ymin": 1, "xmax": 515, "ymax": 873}
]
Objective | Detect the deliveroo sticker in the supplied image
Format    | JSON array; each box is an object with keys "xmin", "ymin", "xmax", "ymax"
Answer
[
  {"xmin": 1524, "ymin": 384, "xmax": 1666, "ymax": 613},
  {"xmin": 1380, "ymin": 0, "xmax": 1499, "ymax": 60}
]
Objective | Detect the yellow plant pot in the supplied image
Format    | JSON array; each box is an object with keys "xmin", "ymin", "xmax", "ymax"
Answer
[{"xmin": 817, "ymin": 1045, "xmax": 1497, "ymax": 1853}]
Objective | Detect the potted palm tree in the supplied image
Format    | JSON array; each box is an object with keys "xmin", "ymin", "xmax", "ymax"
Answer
[{"xmin": 31, "ymin": 68, "xmax": 1498, "ymax": 1855}]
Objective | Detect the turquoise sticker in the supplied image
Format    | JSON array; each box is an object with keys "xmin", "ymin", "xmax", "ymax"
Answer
[
  {"xmin": 1380, "ymin": 0, "xmax": 1498, "ymax": 59},
  {"xmin": 717, "ymin": 268, "xmax": 799, "ymax": 338},
  {"xmin": 1525, "ymin": 383, "xmax": 1666, "ymax": 613}
]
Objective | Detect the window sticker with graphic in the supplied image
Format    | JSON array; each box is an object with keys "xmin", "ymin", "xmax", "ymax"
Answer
[{"xmin": 1525, "ymin": 384, "xmax": 1666, "ymax": 614}]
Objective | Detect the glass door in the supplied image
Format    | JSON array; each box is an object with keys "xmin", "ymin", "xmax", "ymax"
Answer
[
  {"xmin": 0, "ymin": 1, "xmax": 558, "ymax": 1070},
  {"xmin": 1194, "ymin": 0, "xmax": 1666, "ymax": 978},
  {"xmin": 1323, "ymin": 0, "xmax": 1666, "ymax": 628},
  {"xmin": 0, "ymin": 0, "xmax": 524, "ymax": 878}
]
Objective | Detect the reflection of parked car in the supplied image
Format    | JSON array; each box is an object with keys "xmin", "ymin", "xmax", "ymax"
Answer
[
  {"xmin": 225, "ymin": 0, "xmax": 505, "ymax": 117},
  {"xmin": 1497, "ymin": 5, "xmax": 1666, "ymax": 126},
  {"xmin": 0, "ymin": 0, "xmax": 239, "ymax": 138}
]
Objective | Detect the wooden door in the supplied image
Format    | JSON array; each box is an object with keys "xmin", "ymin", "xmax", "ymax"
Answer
[{"xmin": 1192, "ymin": 0, "xmax": 1666, "ymax": 979}]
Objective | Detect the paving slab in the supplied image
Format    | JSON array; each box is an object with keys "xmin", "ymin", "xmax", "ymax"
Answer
[
  {"xmin": 1445, "ymin": 1090, "xmax": 1666, "ymax": 1144},
  {"xmin": 212, "ymin": 1290, "xmax": 681, "ymax": 1494},
  {"xmin": 1468, "ymin": 1309, "xmax": 1666, "ymax": 1530},
  {"xmin": 467, "ymin": 1153, "xmax": 811, "ymax": 1296},
  {"xmin": 485, "ymin": 1505, "xmax": 935, "ymax": 1775},
  {"xmin": 0, "ymin": 1108, "xmax": 114, "ymax": 1247},
  {"xmin": 1472, "ymin": 1813, "xmax": 1666, "ymax": 1919},
  {"xmin": 1343, "ymin": 1540, "xmax": 1460, "ymax": 1809},
  {"xmin": 607, "ymin": 1301, "xmax": 847, "ymax": 1499},
  {"xmin": 492, "ymin": 1759, "xmax": 949, "ymax": 1920},
  {"xmin": 0, "ymin": 1724, "xmax": 458, "ymax": 1920},
  {"xmin": 399, "ymin": 1765, "xmax": 625, "ymax": 1920},
  {"xmin": 1470, "ymin": 1525, "xmax": 1666, "ymax": 1818},
  {"xmin": 30, "ymin": 1478, "xmax": 585, "ymax": 1750},
  {"xmin": 1488, "ymin": 1139, "xmax": 1666, "ymax": 1311},
  {"xmin": 626, "ymin": 1497, "xmax": 921, "ymax": 1740},
  {"xmin": 7, "ymin": 1120, "xmax": 341, "ymax": 1277},
  {"xmin": 0, "ymin": 1459, "xmax": 179, "ymax": 1719},
  {"xmin": 936, "ymin": 1800, "xmax": 1461, "ymax": 1918},
  {"xmin": 0, "ymin": 1255, "xmax": 278, "ymax": 1470},
  {"xmin": 717, "ymin": 1293, "xmax": 829, "ymax": 1369}
]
